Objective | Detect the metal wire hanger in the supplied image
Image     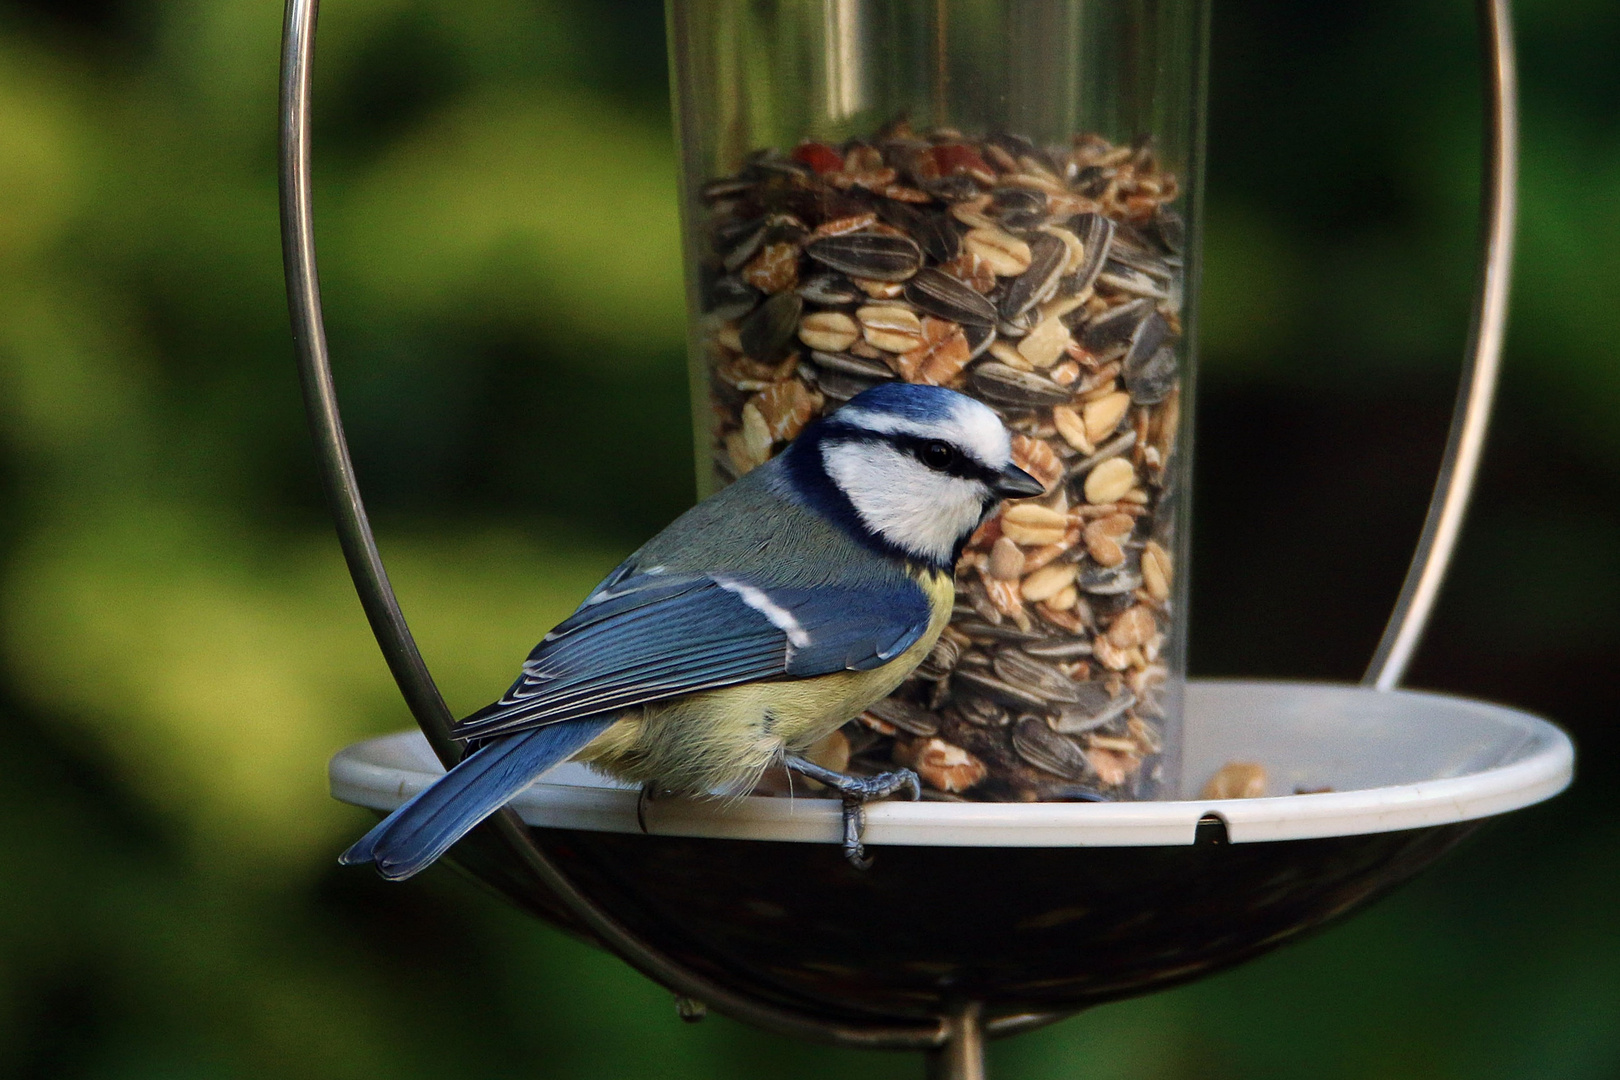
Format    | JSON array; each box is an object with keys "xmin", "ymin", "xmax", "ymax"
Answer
[{"xmin": 278, "ymin": 0, "xmax": 1516, "ymax": 1070}]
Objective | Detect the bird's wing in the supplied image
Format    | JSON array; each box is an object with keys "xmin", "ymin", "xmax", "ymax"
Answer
[{"xmin": 451, "ymin": 570, "xmax": 934, "ymax": 741}]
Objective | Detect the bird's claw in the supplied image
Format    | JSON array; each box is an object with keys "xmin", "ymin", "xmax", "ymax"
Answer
[{"xmin": 783, "ymin": 756, "xmax": 920, "ymax": 869}]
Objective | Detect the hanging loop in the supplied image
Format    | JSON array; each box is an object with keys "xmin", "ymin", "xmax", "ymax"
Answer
[{"xmin": 1364, "ymin": 0, "xmax": 1518, "ymax": 690}]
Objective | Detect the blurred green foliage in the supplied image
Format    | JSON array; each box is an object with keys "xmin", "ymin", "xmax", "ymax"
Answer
[{"xmin": 0, "ymin": 0, "xmax": 1614, "ymax": 1077}]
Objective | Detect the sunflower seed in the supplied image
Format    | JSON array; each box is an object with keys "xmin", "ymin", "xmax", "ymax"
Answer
[
  {"xmin": 1097, "ymin": 261, "xmax": 1169, "ymax": 300},
  {"xmin": 872, "ymin": 203, "xmax": 959, "ymax": 263},
  {"xmin": 953, "ymin": 618, "xmax": 1047, "ymax": 643},
  {"xmin": 998, "ymin": 233, "xmax": 1069, "ymax": 321},
  {"xmin": 1050, "ymin": 687, "xmax": 1136, "ymax": 734},
  {"xmin": 1078, "ymin": 562, "xmax": 1143, "ymax": 595},
  {"xmin": 1106, "ymin": 245, "xmax": 1175, "ymax": 281},
  {"xmin": 1069, "ymin": 430, "xmax": 1137, "ymax": 477},
  {"xmin": 993, "ymin": 649, "xmax": 1085, "ymax": 704},
  {"xmin": 1080, "ymin": 297, "xmax": 1155, "ymax": 351},
  {"xmin": 1066, "ymin": 213, "xmax": 1116, "ymax": 294},
  {"xmin": 1123, "ymin": 310, "xmax": 1172, "ymax": 373},
  {"xmin": 952, "ymin": 695, "xmax": 1009, "ymax": 728},
  {"xmin": 797, "ymin": 272, "xmax": 862, "ymax": 306},
  {"xmin": 1021, "ymin": 638, "xmax": 1094, "ymax": 660},
  {"xmin": 738, "ymin": 291, "xmax": 802, "ymax": 362},
  {"xmin": 904, "ymin": 267, "xmax": 998, "ymax": 327},
  {"xmin": 708, "ymin": 275, "xmax": 761, "ymax": 321},
  {"xmin": 702, "ymin": 177, "xmax": 755, "ymax": 201},
  {"xmin": 813, "ymin": 369, "xmax": 882, "ymax": 402},
  {"xmin": 806, "ymin": 232, "xmax": 923, "ymax": 281},
  {"xmin": 963, "ymin": 322, "xmax": 997, "ymax": 359},
  {"xmin": 1012, "ymin": 717, "xmax": 1090, "ymax": 780},
  {"xmin": 1126, "ymin": 345, "xmax": 1177, "ymax": 405},
  {"xmin": 720, "ymin": 221, "xmax": 768, "ymax": 272},
  {"xmin": 954, "ymin": 668, "xmax": 1049, "ymax": 711},
  {"xmin": 991, "ymin": 186, "xmax": 1047, "ymax": 218},
  {"xmin": 808, "ymin": 349, "xmax": 896, "ymax": 380},
  {"xmin": 1152, "ymin": 206, "xmax": 1185, "ymax": 254},
  {"xmin": 865, "ymin": 697, "xmax": 942, "ymax": 737},
  {"xmin": 997, "ymin": 307, "xmax": 1037, "ymax": 339},
  {"xmin": 1074, "ymin": 164, "xmax": 1113, "ymax": 196},
  {"xmin": 970, "ymin": 362, "xmax": 1073, "ymax": 407}
]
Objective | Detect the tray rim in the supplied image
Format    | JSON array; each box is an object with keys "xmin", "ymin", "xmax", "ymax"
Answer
[{"xmin": 328, "ymin": 680, "xmax": 1573, "ymax": 848}]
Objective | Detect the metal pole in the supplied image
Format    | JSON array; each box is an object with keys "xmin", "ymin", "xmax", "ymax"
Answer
[
  {"xmin": 926, "ymin": 1003, "xmax": 987, "ymax": 1080},
  {"xmin": 278, "ymin": 0, "xmax": 960, "ymax": 1052},
  {"xmin": 1364, "ymin": 0, "xmax": 1517, "ymax": 690}
]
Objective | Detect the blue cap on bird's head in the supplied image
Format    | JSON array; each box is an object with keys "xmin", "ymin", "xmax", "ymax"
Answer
[
  {"xmin": 827, "ymin": 381, "xmax": 983, "ymax": 426},
  {"xmin": 781, "ymin": 383, "xmax": 1047, "ymax": 567}
]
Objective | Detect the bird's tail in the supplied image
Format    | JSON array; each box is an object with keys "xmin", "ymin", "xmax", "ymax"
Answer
[{"xmin": 340, "ymin": 716, "xmax": 615, "ymax": 880}]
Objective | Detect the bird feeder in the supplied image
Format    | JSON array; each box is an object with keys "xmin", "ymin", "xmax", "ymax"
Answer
[{"xmin": 283, "ymin": 1, "xmax": 1571, "ymax": 1077}]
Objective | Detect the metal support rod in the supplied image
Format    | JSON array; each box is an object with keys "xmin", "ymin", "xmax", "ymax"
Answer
[
  {"xmin": 926, "ymin": 1003, "xmax": 987, "ymax": 1080},
  {"xmin": 278, "ymin": 0, "xmax": 462, "ymax": 767},
  {"xmin": 1364, "ymin": 0, "xmax": 1517, "ymax": 690},
  {"xmin": 278, "ymin": 0, "xmax": 962, "ymax": 1053}
]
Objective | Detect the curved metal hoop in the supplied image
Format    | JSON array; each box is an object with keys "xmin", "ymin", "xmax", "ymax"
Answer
[
  {"xmin": 278, "ymin": 0, "xmax": 1516, "ymax": 1065},
  {"xmin": 278, "ymin": 0, "xmax": 962, "ymax": 1054},
  {"xmin": 1365, "ymin": 0, "xmax": 1517, "ymax": 690}
]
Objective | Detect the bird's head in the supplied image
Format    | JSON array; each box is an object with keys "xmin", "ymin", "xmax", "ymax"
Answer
[{"xmin": 780, "ymin": 383, "xmax": 1046, "ymax": 570}]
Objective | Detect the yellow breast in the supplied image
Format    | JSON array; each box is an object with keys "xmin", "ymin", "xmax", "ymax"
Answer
[{"xmin": 578, "ymin": 568, "xmax": 955, "ymax": 795}]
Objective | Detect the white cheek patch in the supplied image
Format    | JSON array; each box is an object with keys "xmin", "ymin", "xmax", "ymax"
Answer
[{"xmin": 823, "ymin": 442, "xmax": 987, "ymax": 564}]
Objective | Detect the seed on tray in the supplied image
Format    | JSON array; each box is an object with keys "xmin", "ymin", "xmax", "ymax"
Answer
[{"xmin": 1200, "ymin": 762, "xmax": 1268, "ymax": 800}]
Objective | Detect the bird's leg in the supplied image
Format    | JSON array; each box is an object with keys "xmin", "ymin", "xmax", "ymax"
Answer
[{"xmin": 783, "ymin": 755, "xmax": 920, "ymax": 869}]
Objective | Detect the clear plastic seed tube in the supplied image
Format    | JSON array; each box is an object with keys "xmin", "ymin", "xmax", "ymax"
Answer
[{"xmin": 667, "ymin": 0, "xmax": 1208, "ymax": 802}]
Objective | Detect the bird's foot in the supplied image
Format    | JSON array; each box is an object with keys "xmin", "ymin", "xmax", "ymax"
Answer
[{"xmin": 783, "ymin": 756, "xmax": 920, "ymax": 869}]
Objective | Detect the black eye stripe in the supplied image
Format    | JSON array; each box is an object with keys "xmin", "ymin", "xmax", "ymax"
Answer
[{"xmin": 828, "ymin": 430, "xmax": 999, "ymax": 485}]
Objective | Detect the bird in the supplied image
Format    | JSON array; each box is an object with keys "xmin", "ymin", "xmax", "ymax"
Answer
[{"xmin": 340, "ymin": 382, "xmax": 1045, "ymax": 879}]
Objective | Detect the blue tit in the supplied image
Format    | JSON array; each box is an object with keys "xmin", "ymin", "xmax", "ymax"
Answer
[{"xmin": 341, "ymin": 382, "xmax": 1045, "ymax": 877}]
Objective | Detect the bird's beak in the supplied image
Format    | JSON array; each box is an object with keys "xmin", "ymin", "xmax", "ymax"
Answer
[{"xmin": 993, "ymin": 464, "xmax": 1047, "ymax": 499}]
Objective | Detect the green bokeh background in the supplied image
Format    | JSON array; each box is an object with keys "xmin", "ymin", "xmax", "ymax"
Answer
[{"xmin": 1, "ymin": 0, "xmax": 1615, "ymax": 1076}]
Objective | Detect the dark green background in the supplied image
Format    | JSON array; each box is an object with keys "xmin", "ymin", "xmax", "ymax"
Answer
[{"xmin": 0, "ymin": 0, "xmax": 1614, "ymax": 1076}]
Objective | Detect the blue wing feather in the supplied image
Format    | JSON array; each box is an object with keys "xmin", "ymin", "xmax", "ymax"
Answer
[
  {"xmin": 453, "ymin": 571, "xmax": 933, "ymax": 740},
  {"xmin": 339, "ymin": 715, "xmax": 616, "ymax": 880}
]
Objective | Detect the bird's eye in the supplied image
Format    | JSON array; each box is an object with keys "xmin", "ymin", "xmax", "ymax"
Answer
[{"xmin": 920, "ymin": 441, "xmax": 957, "ymax": 471}]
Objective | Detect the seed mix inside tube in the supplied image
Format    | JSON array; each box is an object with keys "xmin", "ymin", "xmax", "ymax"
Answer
[{"xmin": 701, "ymin": 123, "xmax": 1185, "ymax": 803}]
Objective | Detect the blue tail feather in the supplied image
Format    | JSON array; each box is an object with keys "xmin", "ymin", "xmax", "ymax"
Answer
[{"xmin": 341, "ymin": 716, "xmax": 615, "ymax": 880}]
